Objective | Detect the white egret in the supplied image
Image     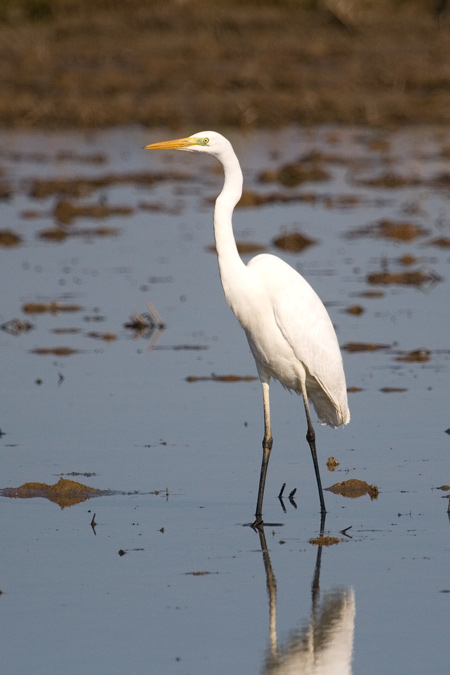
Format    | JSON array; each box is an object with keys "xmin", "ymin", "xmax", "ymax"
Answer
[{"xmin": 145, "ymin": 131, "xmax": 350, "ymax": 525}]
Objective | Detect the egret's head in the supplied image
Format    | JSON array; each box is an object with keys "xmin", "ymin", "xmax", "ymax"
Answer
[{"xmin": 145, "ymin": 131, "xmax": 228, "ymax": 157}]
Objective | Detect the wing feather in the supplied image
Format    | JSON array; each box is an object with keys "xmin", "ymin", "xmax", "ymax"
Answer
[{"xmin": 248, "ymin": 254, "xmax": 349, "ymax": 426}]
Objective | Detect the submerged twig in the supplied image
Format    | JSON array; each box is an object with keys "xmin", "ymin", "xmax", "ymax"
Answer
[
  {"xmin": 340, "ymin": 525, "xmax": 353, "ymax": 538},
  {"xmin": 146, "ymin": 300, "xmax": 165, "ymax": 329},
  {"xmin": 124, "ymin": 300, "xmax": 165, "ymax": 348},
  {"xmin": 0, "ymin": 318, "xmax": 35, "ymax": 335},
  {"xmin": 288, "ymin": 488, "xmax": 297, "ymax": 509}
]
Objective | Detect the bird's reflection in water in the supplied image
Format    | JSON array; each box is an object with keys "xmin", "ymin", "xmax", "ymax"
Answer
[{"xmin": 258, "ymin": 519, "xmax": 355, "ymax": 675}]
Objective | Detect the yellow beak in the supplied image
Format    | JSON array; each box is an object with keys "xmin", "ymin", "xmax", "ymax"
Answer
[{"xmin": 145, "ymin": 137, "xmax": 195, "ymax": 151}]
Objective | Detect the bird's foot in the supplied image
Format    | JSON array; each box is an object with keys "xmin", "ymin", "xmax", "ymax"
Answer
[{"xmin": 251, "ymin": 517, "xmax": 264, "ymax": 531}]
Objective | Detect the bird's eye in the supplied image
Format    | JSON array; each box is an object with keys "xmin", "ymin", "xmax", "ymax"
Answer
[{"xmin": 202, "ymin": 137, "xmax": 209, "ymax": 145}]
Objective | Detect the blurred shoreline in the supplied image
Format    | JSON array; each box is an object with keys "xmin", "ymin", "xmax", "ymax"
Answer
[{"xmin": 1, "ymin": 0, "xmax": 450, "ymax": 130}]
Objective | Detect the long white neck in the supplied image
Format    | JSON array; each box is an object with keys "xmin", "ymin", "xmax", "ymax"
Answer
[{"xmin": 213, "ymin": 145, "xmax": 247, "ymax": 306}]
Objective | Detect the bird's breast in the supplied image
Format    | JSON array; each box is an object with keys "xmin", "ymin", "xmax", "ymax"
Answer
[{"xmin": 244, "ymin": 317, "xmax": 305, "ymax": 390}]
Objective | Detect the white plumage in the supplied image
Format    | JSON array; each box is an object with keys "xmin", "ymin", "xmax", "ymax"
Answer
[
  {"xmin": 265, "ymin": 588, "xmax": 355, "ymax": 675},
  {"xmin": 146, "ymin": 131, "xmax": 350, "ymax": 524}
]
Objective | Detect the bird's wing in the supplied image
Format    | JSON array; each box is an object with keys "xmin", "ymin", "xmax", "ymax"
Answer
[{"xmin": 249, "ymin": 254, "xmax": 349, "ymax": 426}]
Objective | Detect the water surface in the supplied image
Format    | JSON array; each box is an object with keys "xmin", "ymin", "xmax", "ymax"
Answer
[{"xmin": 0, "ymin": 126, "xmax": 449, "ymax": 674}]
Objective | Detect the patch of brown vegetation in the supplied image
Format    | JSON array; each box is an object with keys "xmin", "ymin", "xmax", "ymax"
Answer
[
  {"xmin": 1, "ymin": 1, "xmax": 450, "ymax": 129},
  {"xmin": 0, "ymin": 318, "xmax": 34, "ymax": 335},
  {"xmin": 349, "ymin": 219, "xmax": 429, "ymax": 241},
  {"xmin": 0, "ymin": 477, "xmax": 106, "ymax": 508},
  {"xmin": 272, "ymin": 231, "xmax": 317, "ymax": 253},
  {"xmin": 344, "ymin": 305, "xmax": 365, "ymax": 316},
  {"xmin": 377, "ymin": 220, "xmax": 429, "ymax": 241},
  {"xmin": 237, "ymin": 191, "xmax": 271, "ymax": 208},
  {"xmin": 30, "ymin": 346, "xmax": 79, "ymax": 356},
  {"xmin": 86, "ymin": 331, "xmax": 117, "ymax": 341},
  {"xmin": 327, "ymin": 456, "xmax": 339, "ymax": 471},
  {"xmin": 309, "ymin": 536, "xmax": 341, "ymax": 546},
  {"xmin": 0, "ymin": 230, "xmax": 22, "ymax": 246},
  {"xmin": 51, "ymin": 327, "xmax": 81, "ymax": 334},
  {"xmin": 259, "ymin": 163, "xmax": 330, "ymax": 187},
  {"xmin": 236, "ymin": 191, "xmax": 321, "ymax": 207},
  {"xmin": 327, "ymin": 478, "xmax": 379, "ymax": 500},
  {"xmin": 398, "ymin": 254, "xmax": 419, "ymax": 266},
  {"xmin": 428, "ymin": 237, "xmax": 450, "ymax": 249},
  {"xmin": 37, "ymin": 228, "xmax": 70, "ymax": 241},
  {"xmin": 22, "ymin": 301, "xmax": 81, "ymax": 314},
  {"xmin": 28, "ymin": 172, "xmax": 177, "ymax": 199},
  {"xmin": 380, "ymin": 387, "xmax": 408, "ymax": 393},
  {"xmin": 355, "ymin": 173, "xmax": 418, "ymax": 188},
  {"xmin": 207, "ymin": 240, "xmax": 266, "ymax": 255},
  {"xmin": 186, "ymin": 373, "xmax": 257, "ymax": 383},
  {"xmin": 53, "ymin": 199, "xmax": 133, "ymax": 224},
  {"xmin": 355, "ymin": 290, "xmax": 385, "ymax": 298},
  {"xmin": 367, "ymin": 269, "xmax": 438, "ymax": 286},
  {"xmin": 342, "ymin": 342, "xmax": 391, "ymax": 353},
  {"xmin": 185, "ymin": 571, "xmax": 215, "ymax": 576},
  {"xmin": 396, "ymin": 349, "xmax": 430, "ymax": 363},
  {"xmin": 37, "ymin": 225, "xmax": 119, "ymax": 241}
]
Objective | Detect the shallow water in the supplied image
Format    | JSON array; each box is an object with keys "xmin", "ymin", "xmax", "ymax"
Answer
[{"xmin": 0, "ymin": 126, "xmax": 449, "ymax": 674}]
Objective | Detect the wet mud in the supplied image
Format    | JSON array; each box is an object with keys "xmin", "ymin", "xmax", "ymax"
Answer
[
  {"xmin": 0, "ymin": 477, "xmax": 108, "ymax": 508},
  {"xmin": 0, "ymin": 477, "xmax": 162, "ymax": 508},
  {"xmin": 186, "ymin": 374, "xmax": 258, "ymax": 383},
  {"xmin": 326, "ymin": 478, "xmax": 379, "ymax": 500},
  {"xmin": 0, "ymin": 231, "xmax": 22, "ymax": 247}
]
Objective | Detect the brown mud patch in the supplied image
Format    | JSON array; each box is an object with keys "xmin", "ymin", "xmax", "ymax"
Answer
[
  {"xmin": 0, "ymin": 230, "xmax": 22, "ymax": 246},
  {"xmin": 30, "ymin": 346, "xmax": 79, "ymax": 356},
  {"xmin": 342, "ymin": 342, "xmax": 391, "ymax": 353},
  {"xmin": 53, "ymin": 199, "xmax": 133, "ymax": 225},
  {"xmin": 343, "ymin": 304, "xmax": 365, "ymax": 316},
  {"xmin": 348, "ymin": 219, "xmax": 430, "ymax": 242},
  {"xmin": 86, "ymin": 331, "xmax": 117, "ymax": 341},
  {"xmin": 37, "ymin": 225, "xmax": 120, "ymax": 241},
  {"xmin": 396, "ymin": 349, "xmax": 430, "ymax": 363},
  {"xmin": 380, "ymin": 386, "xmax": 408, "ymax": 393},
  {"xmin": 367, "ymin": 269, "xmax": 440, "ymax": 287},
  {"xmin": 28, "ymin": 172, "xmax": 179, "ymax": 199},
  {"xmin": 327, "ymin": 456, "xmax": 339, "ymax": 471},
  {"xmin": 428, "ymin": 237, "xmax": 450, "ymax": 249},
  {"xmin": 0, "ymin": 477, "xmax": 109, "ymax": 508},
  {"xmin": 259, "ymin": 162, "xmax": 330, "ymax": 187},
  {"xmin": 327, "ymin": 478, "xmax": 379, "ymax": 500},
  {"xmin": 186, "ymin": 373, "xmax": 257, "ymax": 383},
  {"xmin": 0, "ymin": 318, "xmax": 34, "ymax": 335},
  {"xmin": 309, "ymin": 536, "xmax": 341, "ymax": 546},
  {"xmin": 272, "ymin": 231, "xmax": 317, "ymax": 253},
  {"xmin": 206, "ymin": 240, "xmax": 266, "ymax": 255},
  {"xmin": 354, "ymin": 290, "xmax": 385, "ymax": 299},
  {"xmin": 1, "ymin": 477, "xmax": 160, "ymax": 508},
  {"xmin": 1, "ymin": 1, "xmax": 450, "ymax": 129},
  {"xmin": 185, "ymin": 571, "xmax": 217, "ymax": 577},
  {"xmin": 23, "ymin": 301, "xmax": 82, "ymax": 314}
]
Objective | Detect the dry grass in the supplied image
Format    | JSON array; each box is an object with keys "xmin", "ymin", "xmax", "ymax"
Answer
[{"xmin": 1, "ymin": 1, "xmax": 450, "ymax": 128}]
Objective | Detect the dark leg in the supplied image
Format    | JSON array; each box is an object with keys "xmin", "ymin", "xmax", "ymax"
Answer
[
  {"xmin": 254, "ymin": 383, "xmax": 272, "ymax": 525},
  {"xmin": 301, "ymin": 385, "xmax": 327, "ymax": 514}
]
